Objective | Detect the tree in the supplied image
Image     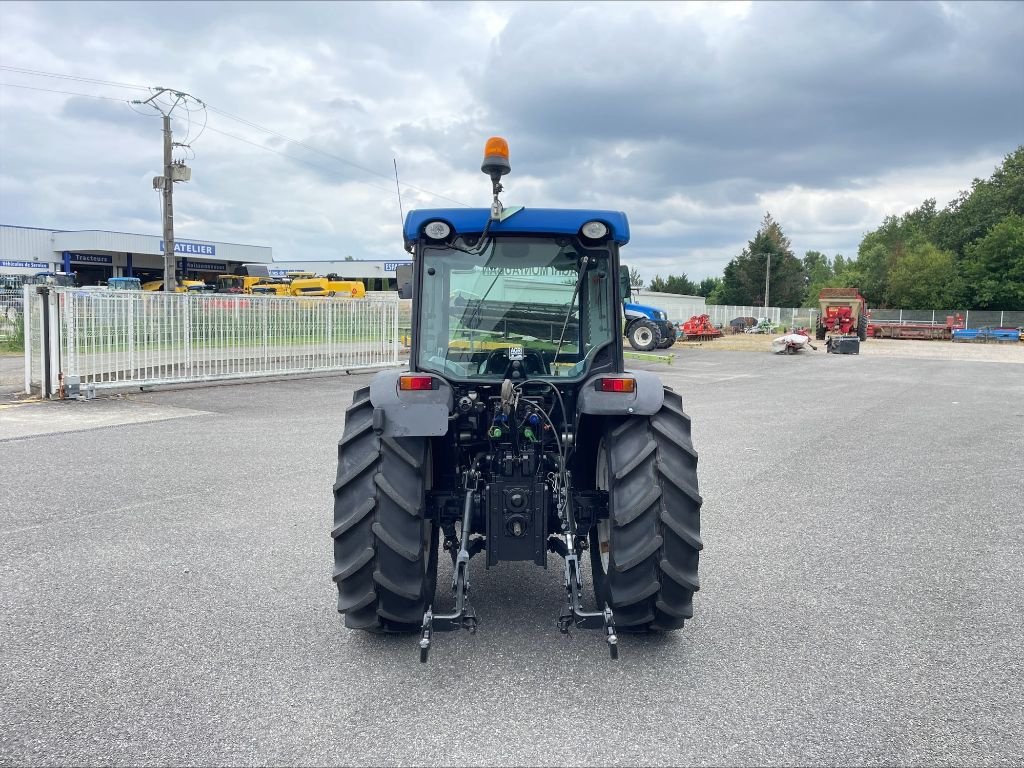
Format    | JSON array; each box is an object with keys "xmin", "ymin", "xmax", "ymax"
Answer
[
  {"xmin": 885, "ymin": 240, "xmax": 965, "ymax": 309},
  {"xmin": 802, "ymin": 250, "xmax": 833, "ymax": 284},
  {"xmin": 696, "ymin": 276, "xmax": 722, "ymax": 298},
  {"xmin": 931, "ymin": 147, "xmax": 1024, "ymax": 258},
  {"xmin": 850, "ymin": 145, "xmax": 1023, "ymax": 308},
  {"xmin": 706, "ymin": 279, "xmax": 728, "ymax": 305},
  {"xmin": 344, "ymin": 255, "xmax": 355, "ymax": 261},
  {"xmin": 628, "ymin": 266, "xmax": 643, "ymax": 289},
  {"xmin": 961, "ymin": 213, "xmax": 1024, "ymax": 309},
  {"xmin": 801, "ymin": 250, "xmax": 837, "ymax": 307},
  {"xmin": 719, "ymin": 213, "xmax": 805, "ymax": 306},
  {"xmin": 648, "ymin": 273, "xmax": 698, "ymax": 295}
]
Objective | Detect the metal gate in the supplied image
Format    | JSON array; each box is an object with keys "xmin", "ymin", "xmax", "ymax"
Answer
[{"xmin": 23, "ymin": 287, "xmax": 401, "ymax": 396}]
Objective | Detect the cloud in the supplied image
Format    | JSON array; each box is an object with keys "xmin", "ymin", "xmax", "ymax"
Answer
[{"xmin": 0, "ymin": 0, "xmax": 1021, "ymax": 288}]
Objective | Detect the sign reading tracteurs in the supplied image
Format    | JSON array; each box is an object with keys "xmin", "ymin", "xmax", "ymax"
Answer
[
  {"xmin": 159, "ymin": 240, "xmax": 216, "ymax": 256},
  {"xmin": 70, "ymin": 253, "xmax": 113, "ymax": 264}
]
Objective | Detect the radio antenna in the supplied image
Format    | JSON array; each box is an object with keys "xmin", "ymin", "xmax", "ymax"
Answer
[{"xmin": 393, "ymin": 158, "xmax": 405, "ymax": 231}]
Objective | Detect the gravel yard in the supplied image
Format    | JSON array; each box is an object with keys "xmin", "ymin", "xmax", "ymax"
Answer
[{"xmin": 677, "ymin": 333, "xmax": 1024, "ymax": 363}]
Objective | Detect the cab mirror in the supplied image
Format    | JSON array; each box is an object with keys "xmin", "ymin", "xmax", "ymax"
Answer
[
  {"xmin": 618, "ymin": 265, "xmax": 631, "ymax": 302},
  {"xmin": 396, "ymin": 264, "xmax": 413, "ymax": 299}
]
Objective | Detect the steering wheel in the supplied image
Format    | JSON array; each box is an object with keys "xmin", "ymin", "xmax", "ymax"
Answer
[{"xmin": 480, "ymin": 348, "xmax": 549, "ymax": 377}]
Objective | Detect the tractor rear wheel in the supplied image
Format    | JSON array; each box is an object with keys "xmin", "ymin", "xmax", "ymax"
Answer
[
  {"xmin": 589, "ymin": 388, "xmax": 703, "ymax": 630},
  {"xmin": 332, "ymin": 386, "xmax": 438, "ymax": 632},
  {"xmin": 628, "ymin": 320, "xmax": 661, "ymax": 351},
  {"xmin": 857, "ymin": 314, "xmax": 868, "ymax": 341}
]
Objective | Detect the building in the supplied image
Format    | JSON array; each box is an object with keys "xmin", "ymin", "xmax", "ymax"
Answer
[
  {"xmin": 0, "ymin": 224, "xmax": 273, "ymax": 286},
  {"xmin": 1, "ymin": 224, "xmax": 416, "ymax": 291}
]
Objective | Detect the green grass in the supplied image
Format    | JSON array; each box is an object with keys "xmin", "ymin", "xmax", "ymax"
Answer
[{"xmin": 1, "ymin": 317, "xmax": 24, "ymax": 353}]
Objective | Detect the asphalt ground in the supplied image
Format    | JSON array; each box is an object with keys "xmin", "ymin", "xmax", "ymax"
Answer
[{"xmin": 1, "ymin": 346, "xmax": 1023, "ymax": 766}]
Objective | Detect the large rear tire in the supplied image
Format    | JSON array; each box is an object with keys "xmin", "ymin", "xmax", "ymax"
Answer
[
  {"xmin": 332, "ymin": 386, "xmax": 438, "ymax": 632},
  {"xmin": 589, "ymin": 388, "xmax": 703, "ymax": 630},
  {"xmin": 857, "ymin": 314, "xmax": 868, "ymax": 342}
]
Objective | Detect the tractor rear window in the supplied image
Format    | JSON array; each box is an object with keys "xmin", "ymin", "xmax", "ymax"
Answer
[{"xmin": 417, "ymin": 237, "xmax": 615, "ymax": 380}]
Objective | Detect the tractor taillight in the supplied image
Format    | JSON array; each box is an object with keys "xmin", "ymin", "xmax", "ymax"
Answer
[
  {"xmin": 399, "ymin": 375, "xmax": 435, "ymax": 391},
  {"xmin": 597, "ymin": 377, "xmax": 636, "ymax": 393}
]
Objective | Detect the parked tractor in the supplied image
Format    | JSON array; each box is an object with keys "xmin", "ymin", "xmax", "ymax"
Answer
[
  {"xmin": 331, "ymin": 137, "xmax": 703, "ymax": 661},
  {"xmin": 622, "ymin": 286, "xmax": 677, "ymax": 351},
  {"xmin": 817, "ymin": 288, "xmax": 867, "ymax": 353}
]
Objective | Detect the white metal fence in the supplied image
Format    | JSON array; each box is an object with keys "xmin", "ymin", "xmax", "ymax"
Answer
[{"xmin": 23, "ymin": 287, "xmax": 401, "ymax": 396}]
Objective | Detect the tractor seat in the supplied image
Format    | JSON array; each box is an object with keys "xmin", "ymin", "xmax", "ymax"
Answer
[{"xmin": 481, "ymin": 349, "xmax": 548, "ymax": 377}]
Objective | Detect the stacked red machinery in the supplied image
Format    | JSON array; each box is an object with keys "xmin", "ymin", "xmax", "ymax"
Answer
[{"xmin": 680, "ymin": 314, "xmax": 722, "ymax": 341}]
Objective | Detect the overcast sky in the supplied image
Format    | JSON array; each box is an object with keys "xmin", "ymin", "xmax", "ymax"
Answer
[{"xmin": 1, "ymin": 0, "xmax": 1021, "ymax": 282}]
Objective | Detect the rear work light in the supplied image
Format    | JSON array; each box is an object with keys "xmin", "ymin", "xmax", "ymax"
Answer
[
  {"xmin": 423, "ymin": 220, "xmax": 451, "ymax": 240},
  {"xmin": 399, "ymin": 375, "xmax": 435, "ymax": 391},
  {"xmin": 597, "ymin": 377, "xmax": 636, "ymax": 393},
  {"xmin": 581, "ymin": 220, "xmax": 609, "ymax": 239}
]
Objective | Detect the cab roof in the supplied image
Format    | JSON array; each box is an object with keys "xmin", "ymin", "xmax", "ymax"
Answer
[{"xmin": 403, "ymin": 208, "xmax": 630, "ymax": 247}]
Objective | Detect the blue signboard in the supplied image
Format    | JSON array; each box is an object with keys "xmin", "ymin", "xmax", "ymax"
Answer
[
  {"xmin": 0, "ymin": 260, "xmax": 50, "ymax": 269},
  {"xmin": 70, "ymin": 253, "xmax": 113, "ymax": 264},
  {"xmin": 269, "ymin": 268, "xmax": 290, "ymax": 277},
  {"xmin": 177, "ymin": 260, "xmax": 226, "ymax": 272},
  {"xmin": 159, "ymin": 240, "xmax": 217, "ymax": 256},
  {"xmin": 385, "ymin": 261, "xmax": 413, "ymax": 272}
]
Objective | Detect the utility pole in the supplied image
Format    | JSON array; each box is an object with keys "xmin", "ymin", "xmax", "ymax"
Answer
[
  {"xmin": 131, "ymin": 88, "xmax": 201, "ymax": 292},
  {"xmin": 161, "ymin": 113, "xmax": 175, "ymax": 293},
  {"xmin": 764, "ymin": 252, "xmax": 771, "ymax": 314}
]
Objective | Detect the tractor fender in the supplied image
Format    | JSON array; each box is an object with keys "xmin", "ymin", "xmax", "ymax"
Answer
[
  {"xmin": 578, "ymin": 369, "xmax": 665, "ymax": 416},
  {"xmin": 368, "ymin": 370, "xmax": 453, "ymax": 437}
]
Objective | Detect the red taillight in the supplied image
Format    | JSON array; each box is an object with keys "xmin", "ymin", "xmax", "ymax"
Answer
[
  {"xmin": 399, "ymin": 375, "xmax": 434, "ymax": 391},
  {"xmin": 597, "ymin": 377, "xmax": 636, "ymax": 393}
]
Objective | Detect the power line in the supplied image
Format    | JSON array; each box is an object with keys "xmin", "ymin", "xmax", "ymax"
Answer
[
  {"xmin": 1, "ymin": 64, "xmax": 470, "ymax": 206},
  {"xmin": 0, "ymin": 64, "xmax": 151, "ymax": 91},
  {"xmin": 1, "ymin": 69, "xmax": 473, "ymax": 207},
  {"xmin": 203, "ymin": 103, "xmax": 470, "ymax": 207},
  {"xmin": 0, "ymin": 81, "xmax": 429, "ymax": 201},
  {"xmin": 0, "ymin": 81, "xmax": 128, "ymax": 102},
  {"xmin": 202, "ymin": 124, "xmax": 401, "ymax": 198}
]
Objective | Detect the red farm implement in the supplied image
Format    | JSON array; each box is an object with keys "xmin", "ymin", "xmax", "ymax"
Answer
[
  {"xmin": 867, "ymin": 314, "xmax": 965, "ymax": 340},
  {"xmin": 679, "ymin": 314, "xmax": 722, "ymax": 341}
]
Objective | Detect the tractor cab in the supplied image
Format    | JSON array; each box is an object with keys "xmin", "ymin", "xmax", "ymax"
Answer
[
  {"xmin": 106, "ymin": 277, "xmax": 142, "ymax": 291},
  {"xmin": 403, "ymin": 208, "xmax": 628, "ymax": 383},
  {"xmin": 402, "ymin": 138, "xmax": 629, "ymax": 384}
]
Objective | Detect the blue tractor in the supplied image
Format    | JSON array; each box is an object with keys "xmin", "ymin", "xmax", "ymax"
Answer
[
  {"xmin": 331, "ymin": 137, "xmax": 703, "ymax": 662},
  {"xmin": 622, "ymin": 285, "xmax": 677, "ymax": 351}
]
